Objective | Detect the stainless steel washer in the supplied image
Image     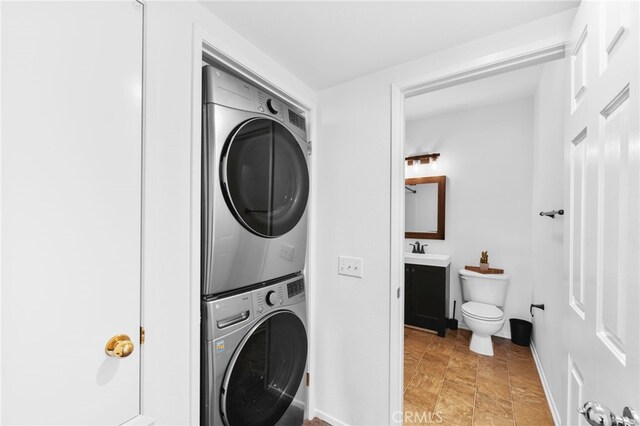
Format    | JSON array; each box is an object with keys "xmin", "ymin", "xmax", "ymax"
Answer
[
  {"xmin": 202, "ymin": 65, "xmax": 310, "ymax": 296},
  {"xmin": 202, "ymin": 275, "xmax": 308, "ymax": 426}
]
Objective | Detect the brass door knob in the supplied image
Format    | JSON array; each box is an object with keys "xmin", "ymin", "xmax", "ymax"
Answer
[{"xmin": 105, "ymin": 334, "xmax": 134, "ymax": 358}]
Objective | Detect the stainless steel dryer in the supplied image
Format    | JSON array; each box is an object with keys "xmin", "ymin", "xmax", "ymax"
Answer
[
  {"xmin": 202, "ymin": 65, "xmax": 310, "ymax": 296},
  {"xmin": 202, "ymin": 275, "xmax": 308, "ymax": 426}
]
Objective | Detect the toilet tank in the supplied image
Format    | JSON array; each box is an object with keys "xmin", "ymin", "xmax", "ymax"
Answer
[{"xmin": 459, "ymin": 269, "xmax": 510, "ymax": 307}]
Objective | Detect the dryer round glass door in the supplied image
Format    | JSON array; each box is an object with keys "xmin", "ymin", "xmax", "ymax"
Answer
[
  {"xmin": 221, "ymin": 311, "xmax": 308, "ymax": 426},
  {"xmin": 221, "ymin": 118, "xmax": 309, "ymax": 238}
]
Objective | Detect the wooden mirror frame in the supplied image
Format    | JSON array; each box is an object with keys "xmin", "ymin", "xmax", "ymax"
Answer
[{"xmin": 405, "ymin": 175, "xmax": 446, "ymax": 240}]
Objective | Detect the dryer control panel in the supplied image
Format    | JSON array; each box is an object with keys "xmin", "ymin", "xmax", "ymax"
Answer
[{"xmin": 203, "ymin": 65, "xmax": 307, "ymax": 140}]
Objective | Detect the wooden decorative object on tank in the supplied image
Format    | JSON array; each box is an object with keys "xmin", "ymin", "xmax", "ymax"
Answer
[{"xmin": 465, "ymin": 265, "xmax": 504, "ymax": 275}]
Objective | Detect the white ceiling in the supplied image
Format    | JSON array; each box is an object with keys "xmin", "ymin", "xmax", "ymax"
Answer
[
  {"xmin": 201, "ymin": 1, "xmax": 578, "ymax": 90},
  {"xmin": 404, "ymin": 63, "xmax": 547, "ymax": 122}
]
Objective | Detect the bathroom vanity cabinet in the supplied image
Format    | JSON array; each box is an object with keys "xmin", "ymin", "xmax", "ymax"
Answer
[{"xmin": 405, "ymin": 264, "xmax": 450, "ymax": 337}]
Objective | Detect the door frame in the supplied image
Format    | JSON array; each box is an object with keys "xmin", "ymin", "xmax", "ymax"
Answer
[
  {"xmin": 388, "ymin": 36, "xmax": 567, "ymax": 424},
  {"xmin": 178, "ymin": 24, "xmax": 316, "ymax": 425}
]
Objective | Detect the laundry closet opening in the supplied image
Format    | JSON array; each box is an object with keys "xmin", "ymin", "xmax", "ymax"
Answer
[{"xmin": 198, "ymin": 52, "xmax": 313, "ymax": 426}]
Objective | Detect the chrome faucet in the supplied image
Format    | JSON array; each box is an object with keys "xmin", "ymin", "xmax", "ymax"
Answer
[{"xmin": 410, "ymin": 241, "xmax": 427, "ymax": 254}]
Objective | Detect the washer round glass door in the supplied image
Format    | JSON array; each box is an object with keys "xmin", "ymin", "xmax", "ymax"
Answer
[
  {"xmin": 221, "ymin": 118, "xmax": 309, "ymax": 238},
  {"xmin": 221, "ymin": 311, "xmax": 308, "ymax": 426}
]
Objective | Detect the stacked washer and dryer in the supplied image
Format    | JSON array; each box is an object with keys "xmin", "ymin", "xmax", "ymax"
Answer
[{"xmin": 201, "ymin": 65, "xmax": 310, "ymax": 426}]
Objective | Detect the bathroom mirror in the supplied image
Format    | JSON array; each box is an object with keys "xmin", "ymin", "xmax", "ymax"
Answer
[{"xmin": 405, "ymin": 175, "xmax": 446, "ymax": 240}]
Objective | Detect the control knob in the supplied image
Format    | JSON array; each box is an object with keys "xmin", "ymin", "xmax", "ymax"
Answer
[
  {"xmin": 266, "ymin": 99, "xmax": 278, "ymax": 114},
  {"xmin": 266, "ymin": 290, "xmax": 278, "ymax": 306}
]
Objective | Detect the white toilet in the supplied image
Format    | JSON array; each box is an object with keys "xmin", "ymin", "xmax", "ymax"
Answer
[{"xmin": 459, "ymin": 269, "xmax": 510, "ymax": 356}]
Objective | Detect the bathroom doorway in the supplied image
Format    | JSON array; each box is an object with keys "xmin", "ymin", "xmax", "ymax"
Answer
[
  {"xmin": 391, "ymin": 3, "xmax": 640, "ymax": 424},
  {"xmin": 399, "ymin": 58, "xmax": 563, "ymax": 424}
]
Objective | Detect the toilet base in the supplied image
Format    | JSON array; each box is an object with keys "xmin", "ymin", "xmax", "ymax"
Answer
[{"xmin": 469, "ymin": 333, "xmax": 494, "ymax": 356}]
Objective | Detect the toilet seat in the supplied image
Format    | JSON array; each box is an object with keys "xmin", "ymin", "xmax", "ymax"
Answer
[{"xmin": 461, "ymin": 302, "xmax": 504, "ymax": 321}]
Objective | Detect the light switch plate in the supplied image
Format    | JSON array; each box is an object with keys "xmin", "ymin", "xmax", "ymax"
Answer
[{"xmin": 338, "ymin": 256, "xmax": 363, "ymax": 278}]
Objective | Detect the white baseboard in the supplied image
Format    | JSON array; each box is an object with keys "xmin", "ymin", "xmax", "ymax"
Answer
[
  {"xmin": 314, "ymin": 408, "xmax": 349, "ymax": 426},
  {"xmin": 530, "ymin": 341, "xmax": 560, "ymax": 426}
]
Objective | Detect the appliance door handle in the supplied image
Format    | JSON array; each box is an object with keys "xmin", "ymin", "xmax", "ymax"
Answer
[
  {"xmin": 217, "ymin": 311, "xmax": 250, "ymax": 329},
  {"xmin": 460, "ymin": 276, "xmax": 468, "ymax": 280}
]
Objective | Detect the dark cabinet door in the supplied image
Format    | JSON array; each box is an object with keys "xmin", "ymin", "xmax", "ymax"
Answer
[
  {"xmin": 404, "ymin": 266, "xmax": 412, "ymax": 324},
  {"xmin": 405, "ymin": 264, "xmax": 449, "ymax": 337}
]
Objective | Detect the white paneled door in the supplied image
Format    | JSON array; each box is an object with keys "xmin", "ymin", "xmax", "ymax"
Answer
[
  {"xmin": 2, "ymin": 1, "xmax": 143, "ymax": 424},
  {"xmin": 565, "ymin": 1, "xmax": 640, "ymax": 424}
]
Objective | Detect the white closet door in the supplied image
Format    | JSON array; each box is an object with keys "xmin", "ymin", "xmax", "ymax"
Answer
[{"xmin": 1, "ymin": 1, "xmax": 143, "ymax": 424}]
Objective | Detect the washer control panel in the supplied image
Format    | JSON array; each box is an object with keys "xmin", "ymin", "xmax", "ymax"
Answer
[
  {"xmin": 287, "ymin": 279, "xmax": 305, "ymax": 298},
  {"xmin": 254, "ymin": 285, "xmax": 284, "ymax": 315},
  {"xmin": 252, "ymin": 276, "xmax": 305, "ymax": 317}
]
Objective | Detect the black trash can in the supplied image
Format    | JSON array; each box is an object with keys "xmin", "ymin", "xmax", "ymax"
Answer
[{"xmin": 510, "ymin": 318, "xmax": 532, "ymax": 346}]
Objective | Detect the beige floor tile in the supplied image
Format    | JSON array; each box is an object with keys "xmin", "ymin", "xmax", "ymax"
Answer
[
  {"xmin": 509, "ymin": 370, "xmax": 542, "ymax": 387},
  {"xmin": 404, "ymin": 387, "xmax": 439, "ymax": 412},
  {"xmin": 508, "ymin": 344, "xmax": 532, "ymax": 356},
  {"xmin": 475, "ymin": 392, "xmax": 513, "ymax": 421},
  {"xmin": 404, "ymin": 356, "xmax": 420, "ymax": 389},
  {"xmin": 493, "ymin": 336, "xmax": 510, "ymax": 346},
  {"xmin": 405, "ymin": 355, "xmax": 421, "ymax": 369},
  {"xmin": 509, "ymin": 371, "xmax": 542, "ymax": 387},
  {"xmin": 416, "ymin": 358, "xmax": 448, "ymax": 379},
  {"xmin": 473, "ymin": 410, "xmax": 515, "ymax": 426},
  {"xmin": 478, "ymin": 362, "xmax": 509, "ymax": 382},
  {"xmin": 406, "ymin": 339, "xmax": 429, "ymax": 357},
  {"xmin": 457, "ymin": 329, "xmax": 472, "ymax": 339},
  {"xmin": 493, "ymin": 345, "xmax": 509, "ymax": 359},
  {"xmin": 513, "ymin": 402, "xmax": 554, "ymax": 425},
  {"xmin": 435, "ymin": 397, "xmax": 474, "ymax": 426},
  {"xmin": 409, "ymin": 372, "xmax": 445, "ymax": 395},
  {"xmin": 448, "ymin": 355, "xmax": 478, "ymax": 370},
  {"xmin": 423, "ymin": 349, "xmax": 451, "ymax": 365},
  {"xmin": 451, "ymin": 346, "xmax": 480, "ymax": 364},
  {"xmin": 444, "ymin": 366, "xmax": 477, "ymax": 388},
  {"xmin": 454, "ymin": 339, "xmax": 470, "ymax": 349},
  {"xmin": 403, "ymin": 402, "xmax": 437, "ymax": 426},
  {"xmin": 406, "ymin": 331, "xmax": 434, "ymax": 345},
  {"xmin": 403, "ymin": 327, "xmax": 553, "ymax": 426},
  {"xmin": 478, "ymin": 354, "xmax": 508, "ymax": 368},
  {"xmin": 492, "ymin": 338, "xmax": 510, "ymax": 359},
  {"xmin": 428, "ymin": 340, "xmax": 455, "ymax": 355},
  {"xmin": 510, "ymin": 379, "xmax": 547, "ymax": 409},
  {"xmin": 508, "ymin": 360, "xmax": 539, "ymax": 382},
  {"xmin": 404, "ymin": 371, "xmax": 416, "ymax": 391},
  {"xmin": 439, "ymin": 380, "xmax": 476, "ymax": 408},
  {"xmin": 476, "ymin": 374, "xmax": 511, "ymax": 401}
]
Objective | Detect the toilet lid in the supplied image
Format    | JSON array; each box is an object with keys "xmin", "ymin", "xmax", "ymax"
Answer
[{"xmin": 461, "ymin": 302, "xmax": 504, "ymax": 321}]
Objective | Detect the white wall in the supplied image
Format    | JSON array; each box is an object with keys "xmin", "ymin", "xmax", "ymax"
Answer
[
  {"xmin": 313, "ymin": 10, "xmax": 574, "ymax": 425},
  {"xmin": 143, "ymin": 2, "xmax": 315, "ymax": 424},
  {"xmin": 530, "ymin": 59, "xmax": 567, "ymax": 423},
  {"xmin": 404, "ymin": 98, "xmax": 535, "ymax": 338}
]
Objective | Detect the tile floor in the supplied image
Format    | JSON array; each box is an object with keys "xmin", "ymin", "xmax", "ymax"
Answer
[{"xmin": 404, "ymin": 326, "xmax": 555, "ymax": 426}]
